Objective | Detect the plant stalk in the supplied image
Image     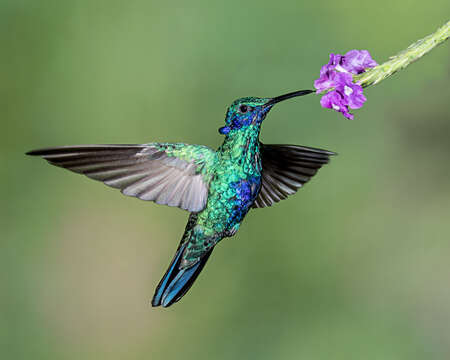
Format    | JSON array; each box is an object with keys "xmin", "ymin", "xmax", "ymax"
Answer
[{"xmin": 354, "ymin": 20, "xmax": 449, "ymax": 87}]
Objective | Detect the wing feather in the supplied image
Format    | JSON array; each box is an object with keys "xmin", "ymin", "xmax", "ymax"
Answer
[
  {"xmin": 252, "ymin": 143, "xmax": 335, "ymax": 208},
  {"xmin": 27, "ymin": 144, "xmax": 216, "ymax": 212}
]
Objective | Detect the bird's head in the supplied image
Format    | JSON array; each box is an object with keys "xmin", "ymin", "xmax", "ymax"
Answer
[{"xmin": 219, "ymin": 89, "xmax": 314, "ymax": 136}]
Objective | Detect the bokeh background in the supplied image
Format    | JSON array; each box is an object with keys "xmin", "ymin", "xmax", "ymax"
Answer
[{"xmin": 2, "ymin": 1, "xmax": 450, "ymax": 359}]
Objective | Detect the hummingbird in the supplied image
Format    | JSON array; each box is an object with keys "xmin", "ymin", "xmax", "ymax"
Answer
[{"xmin": 27, "ymin": 89, "xmax": 335, "ymax": 307}]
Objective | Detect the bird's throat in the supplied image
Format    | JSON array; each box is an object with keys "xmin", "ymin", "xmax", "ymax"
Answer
[{"xmin": 218, "ymin": 125, "xmax": 261, "ymax": 170}]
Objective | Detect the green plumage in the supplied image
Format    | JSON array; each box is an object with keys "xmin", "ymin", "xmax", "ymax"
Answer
[{"xmin": 184, "ymin": 123, "xmax": 263, "ymax": 265}]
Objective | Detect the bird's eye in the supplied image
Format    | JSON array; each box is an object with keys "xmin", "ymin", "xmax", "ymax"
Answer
[{"xmin": 239, "ymin": 104, "xmax": 248, "ymax": 113}]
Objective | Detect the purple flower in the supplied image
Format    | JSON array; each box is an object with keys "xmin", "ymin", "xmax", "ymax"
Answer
[
  {"xmin": 314, "ymin": 70, "xmax": 353, "ymax": 93},
  {"xmin": 314, "ymin": 49, "xmax": 377, "ymax": 119},
  {"xmin": 320, "ymin": 91, "xmax": 354, "ymax": 120},
  {"xmin": 327, "ymin": 53, "xmax": 349, "ymax": 73},
  {"xmin": 336, "ymin": 81, "xmax": 366, "ymax": 109},
  {"xmin": 342, "ymin": 50, "xmax": 378, "ymax": 74},
  {"xmin": 314, "ymin": 68, "xmax": 335, "ymax": 93}
]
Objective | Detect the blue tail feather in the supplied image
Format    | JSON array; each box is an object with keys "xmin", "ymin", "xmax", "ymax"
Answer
[
  {"xmin": 151, "ymin": 243, "xmax": 186, "ymax": 307},
  {"xmin": 151, "ymin": 244, "xmax": 213, "ymax": 307}
]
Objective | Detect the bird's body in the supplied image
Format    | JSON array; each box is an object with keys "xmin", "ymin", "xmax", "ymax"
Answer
[
  {"xmin": 188, "ymin": 123, "xmax": 262, "ymax": 259},
  {"xmin": 27, "ymin": 90, "xmax": 335, "ymax": 307}
]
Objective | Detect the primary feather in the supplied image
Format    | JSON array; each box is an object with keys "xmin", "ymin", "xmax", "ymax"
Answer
[
  {"xmin": 253, "ymin": 144, "xmax": 336, "ymax": 208},
  {"xmin": 27, "ymin": 143, "xmax": 216, "ymax": 212}
]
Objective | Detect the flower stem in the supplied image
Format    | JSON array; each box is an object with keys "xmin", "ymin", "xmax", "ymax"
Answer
[{"xmin": 354, "ymin": 20, "xmax": 450, "ymax": 87}]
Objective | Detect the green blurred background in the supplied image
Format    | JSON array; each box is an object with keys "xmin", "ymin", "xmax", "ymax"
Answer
[{"xmin": 2, "ymin": 1, "xmax": 450, "ymax": 359}]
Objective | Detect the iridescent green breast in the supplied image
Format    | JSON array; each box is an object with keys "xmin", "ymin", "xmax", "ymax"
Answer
[{"xmin": 196, "ymin": 124, "xmax": 262, "ymax": 235}]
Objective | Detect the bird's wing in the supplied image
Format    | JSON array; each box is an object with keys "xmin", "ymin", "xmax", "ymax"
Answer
[
  {"xmin": 27, "ymin": 143, "xmax": 216, "ymax": 212},
  {"xmin": 252, "ymin": 143, "xmax": 335, "ymax": 208}
]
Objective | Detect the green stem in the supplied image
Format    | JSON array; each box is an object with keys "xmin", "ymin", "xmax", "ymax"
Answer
[
  {"xmin": 354, "ymin": 20, "xmax": 449, "ymax": 87},
  {"xmin": 318, "ymin": 20, "xmax": 449, "ymax": 94}
]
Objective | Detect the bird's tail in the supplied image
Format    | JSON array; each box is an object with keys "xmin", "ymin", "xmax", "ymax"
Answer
[{"xmin": 151, "ymin": 243, "xmax": 213, "ymax": 307}]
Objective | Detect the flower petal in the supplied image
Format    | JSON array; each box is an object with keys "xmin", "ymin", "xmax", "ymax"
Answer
[
  {"xmin": 343, "ymin": 50, "xmax": 378, "ymax": 74},
  {"xmin": 334, "ymin": 72, "xmax": 354, "ymax": 86},
  {"xmin": 328, "ymin": 53, "xmax": 344, "ymax": 68},
  {"xmin": 314, "ymin": 68, "xmax": 337, "ymax": 93},
  {"xmin": 336, "ymin": 81, "xmax": 367, "ymax": 109},
  {"xmin": 320, "ymin": 90, "xmax": 340, "ymax": 109},
  {"xmin": 347, "ymin": 85, "xmax": 366, "ymax": 109},
  {"xmin": 320, "ymin": 90, "xmax": 354, "ymax": 119}
]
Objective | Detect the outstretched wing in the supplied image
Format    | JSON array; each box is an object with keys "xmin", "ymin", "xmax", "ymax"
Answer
[
  {"xmin": 252, "ymin": 143, "xmax": 335, "ymax": 208},
  {"xmin": 27, "ymin": 143, "xmax": 216, "ymax": 212}
]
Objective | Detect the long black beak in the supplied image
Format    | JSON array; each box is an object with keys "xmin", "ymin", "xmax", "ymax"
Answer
[{"xmin": 265, "ymin": 89, "xmax": 314, "ymax": 107}]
